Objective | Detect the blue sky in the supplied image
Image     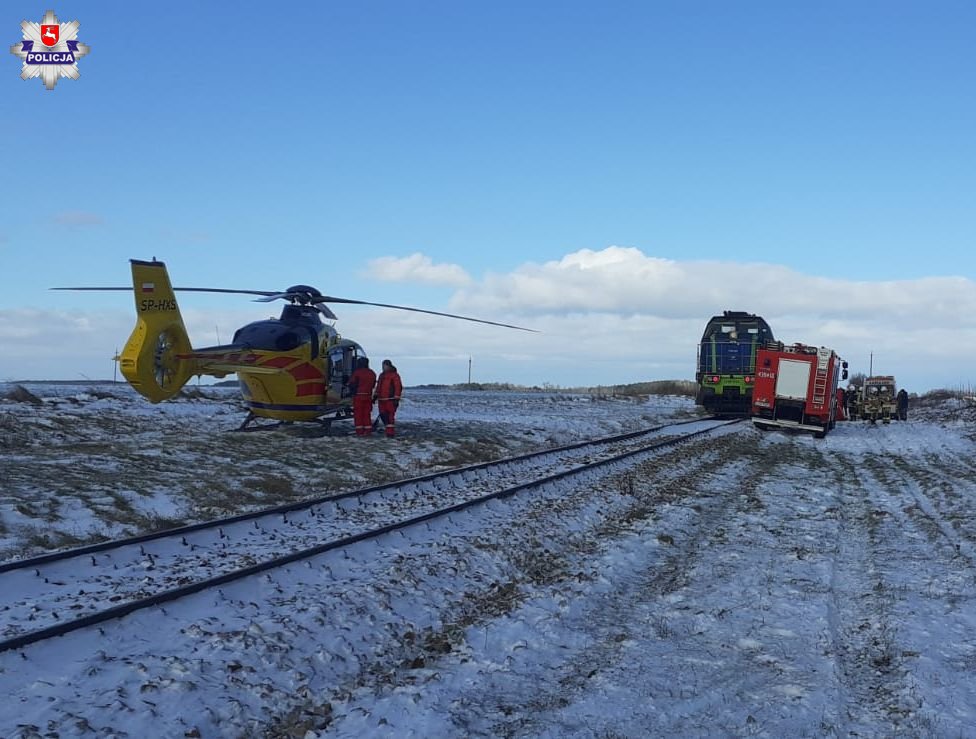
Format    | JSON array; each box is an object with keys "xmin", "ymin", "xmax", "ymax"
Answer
[{"xmin": 2, "ymin": 2, "xmax": 975, "ymax": 390}]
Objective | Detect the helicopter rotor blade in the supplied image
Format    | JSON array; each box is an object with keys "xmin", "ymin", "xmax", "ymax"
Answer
[
  {"xmin": 249, "ymin": 293, "xmax": 337, "ymax": 319},
  {"xmin": 51, "ymin": 286, "xmax": 280, "ymax": 297},
  {"xmin": 172, "ymin": 287, "xmax": 279, "ymax": 297},
  {"xmin": 253, "ymin": 293, "xmax": 293, "ymax": 303},
  {"xmin": 311, "ymin": 304, "xmax": 338, "ymax": 320},
  {"xmin": 50, "ymin": 286, "xmax": 133, "ymax": 291},
  {"xmin": 51, "ymin": 287, "xmax": 536, "ymax": 332},
  {"xmin": 312, "ymin": 296, "xmax": 537, "ymax": 332}
]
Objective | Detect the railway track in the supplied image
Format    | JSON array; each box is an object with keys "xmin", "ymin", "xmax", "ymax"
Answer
[{"xmin": 0, "ymin": 416, "xmax": 739, "ymax": 653}]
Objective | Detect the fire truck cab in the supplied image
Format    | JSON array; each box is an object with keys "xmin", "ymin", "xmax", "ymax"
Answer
[{"xmin": 751, "ymin": 342, "xmax": 848, "ymax": 438}]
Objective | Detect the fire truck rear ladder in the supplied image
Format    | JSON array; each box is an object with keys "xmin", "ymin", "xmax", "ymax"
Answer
[{"xmin": 812, "ymin": 347, "xmax": 831, "ymax": 405}]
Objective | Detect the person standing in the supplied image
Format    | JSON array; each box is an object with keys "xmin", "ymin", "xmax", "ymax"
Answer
[
  {"xmin": 896, "ymin": 388, "xmax": 909, "ymax": 421},
  {"xmin": 373, "ymin": 359, "xmax": 403, "ymax": 437},
  {"xmin": 347, "ymin": 357, "xmax": 376, "ymax": 436},
  {"xmin": 846, "ymin": 385, "xmax": 859, "ymax": 421}
]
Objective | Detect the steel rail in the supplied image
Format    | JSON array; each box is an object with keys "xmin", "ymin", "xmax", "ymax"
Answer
[
  {"xmin": 0, "ymin": 416, "xmax": 713, "ymax": 575},
  {"xmin": 0, "ymin": 418, "xmax": 738, "ymax": 654}
]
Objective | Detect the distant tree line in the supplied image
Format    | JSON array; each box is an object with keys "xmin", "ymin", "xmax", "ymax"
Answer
[{"xmin": 411, "ymin": 380, "xmax": 698, "ymax": 398}]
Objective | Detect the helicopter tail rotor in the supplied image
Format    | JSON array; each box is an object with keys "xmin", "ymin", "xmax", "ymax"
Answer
[{"xmin": 119, "ymin": 260, "xmax": 195, "ymax": 402}]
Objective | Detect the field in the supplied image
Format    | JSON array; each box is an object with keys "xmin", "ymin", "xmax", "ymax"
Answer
[{"xmin": 2, "ymin": 383, "xmax": 976, "ymax": 737}]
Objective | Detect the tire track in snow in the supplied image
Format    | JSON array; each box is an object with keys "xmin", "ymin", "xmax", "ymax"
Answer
[
  {"xmin": 847, "ymin": 453, "xmax": 976, "ymax": 734},
  {"xmin": 278, "ymin": 417, "xmax": 976, "ymax": 738},
  {"xmin": 880, "ymin": 453, "xmax": 976, "ymax": 565},
  {"xmin": 820, "ymin": 450, "xmax": 917, "ymax": 735},
  {"xmin": 628, "ymin": 440, "xmax": 852, "ymax": 736},
  {"xmin": 308, "ymin": 430, "xmax": 741, "ymax": 736},
  {"xmin": 439, "ymin": 432, "xmax": 790, "ymax": 737}
]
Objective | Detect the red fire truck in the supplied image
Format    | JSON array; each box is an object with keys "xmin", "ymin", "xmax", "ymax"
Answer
[{"xmin": 751, "ymin": 342, "xmax": 848, "ymax": 438}]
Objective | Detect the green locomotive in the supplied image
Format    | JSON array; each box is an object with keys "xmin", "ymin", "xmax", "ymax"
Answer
[{"xmin": 696, "ymin": 310, "xmax": 775, "ymax": 416}]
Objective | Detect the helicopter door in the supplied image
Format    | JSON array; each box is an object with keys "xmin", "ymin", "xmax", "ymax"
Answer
[{"xmin": 329, "ymin": 346, "xmax": 356, "ymax": 398}]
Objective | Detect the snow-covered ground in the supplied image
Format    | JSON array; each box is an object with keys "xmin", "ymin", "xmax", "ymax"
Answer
[
  {"xmin": 2, "ymin": 383, "xmax": 976, "ymax": 737},
  {"xmin": 0, "ymin": 383, "xmax": 689, "ymax": 563}
]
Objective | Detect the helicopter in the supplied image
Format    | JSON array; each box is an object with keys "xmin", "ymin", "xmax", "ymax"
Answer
[{"xmin": 54, "ymin": 258, "xmax": 534, "ymax": 430}]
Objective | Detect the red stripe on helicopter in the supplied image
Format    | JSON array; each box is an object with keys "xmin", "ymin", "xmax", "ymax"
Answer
[
  {"xmin": 253, "ymin": 356, "xmax": 324, "ymax": 381},
  {"xmin": 288, "ymin": 363, "xmax": 324, "ymax": 381},
  {"xmin": 295, "ymin": 382, "xmax": 327, "ymax": 397}
]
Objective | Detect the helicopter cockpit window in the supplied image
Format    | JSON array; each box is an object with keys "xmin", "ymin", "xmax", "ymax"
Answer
[
  {"xmin": 232, "ymin": 321, "xmax": 320, "ymax": 356},
  {"xmin": 275, "ymin": 332, "xmax": 301, "ymax": 351}
]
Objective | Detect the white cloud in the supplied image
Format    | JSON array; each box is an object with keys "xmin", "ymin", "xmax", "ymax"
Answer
[
  {"xmin": 0, "ymin": 309, "xmax": 130, "ymax": 381},
  {"xmin": 438, "ymin": 245, "xmax": 976, "ymax": 390},
  {"xmin": 365, "ymin": 253, "xmax": 472, "ymax": 287},
  {"xmin": 452, "ymin": 246, "xmax": 976, "ymax": 328}
]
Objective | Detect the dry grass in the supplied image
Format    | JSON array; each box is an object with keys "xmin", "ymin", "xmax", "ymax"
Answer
[{"xmin": 427, "ymin": 438, "xmax": 508, "ymax": 469}]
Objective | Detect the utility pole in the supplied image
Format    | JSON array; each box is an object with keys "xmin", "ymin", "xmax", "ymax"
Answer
[
  {"xmin": 468, "ymin": 356, "xmax": 472, "ymax": 384},
  {"xmin": 869, "ymin": 352, "xmax": 873, "ymax": 376}
]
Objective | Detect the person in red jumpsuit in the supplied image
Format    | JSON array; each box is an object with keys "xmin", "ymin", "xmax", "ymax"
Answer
[
  {"xmin": 347, "ymin": 357, "xmax": 376, "ymax": 436},
  {"xmin": 373, "ymin": 359, "xmax": 403, "ymax": 437}
]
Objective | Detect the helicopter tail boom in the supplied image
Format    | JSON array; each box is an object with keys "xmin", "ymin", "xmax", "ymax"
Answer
[{"xmin": 120, "ymin": 260, "xmax": 195, "ymax": 402}]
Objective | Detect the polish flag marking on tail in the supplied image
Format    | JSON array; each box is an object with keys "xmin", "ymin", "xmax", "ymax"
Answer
[{"xmin": 141, "ymin": 282, "xmax": 155, "ymax": 293}]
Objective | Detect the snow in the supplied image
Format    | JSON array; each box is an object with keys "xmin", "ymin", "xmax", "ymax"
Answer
[{"xmin": 1, "ymin": 384, "xmax": 976, "ymax": 737}]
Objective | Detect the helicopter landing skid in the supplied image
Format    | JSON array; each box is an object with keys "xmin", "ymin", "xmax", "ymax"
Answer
[
  {"xmin": 234, "ymin": 412, "xmax": 290, "ymax": 432},
  {"xmin": 233, "ymin": 412, "xmax": 339, "ymax": 433}
]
